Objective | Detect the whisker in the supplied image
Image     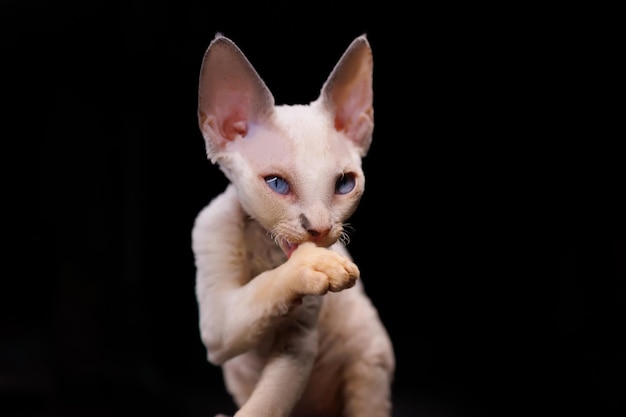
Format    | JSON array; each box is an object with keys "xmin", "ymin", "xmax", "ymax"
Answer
[
  {"xmin": 338, "ymin": 232, "xmax": 350, "ymax": 246},
  {"xmin": 342, "ymin": 223, "xmax": 356, "ymax": 234},
  {"xmin": 267, "ymin": 226, "xmax": 282, "ymax": 247},
  {"xmin": 338, "ymin": 223, "xmax": 354, "ymax": 246}
]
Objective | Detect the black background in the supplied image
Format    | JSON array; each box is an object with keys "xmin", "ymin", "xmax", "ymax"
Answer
[{"xmin": 2, "ymin": 1, "xmax": 624, "ymax": 416}]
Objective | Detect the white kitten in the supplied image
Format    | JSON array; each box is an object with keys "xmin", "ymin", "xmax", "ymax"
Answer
[{"xmin": 192, "ymin": 33, "xmax": 394, "ymax": 417}]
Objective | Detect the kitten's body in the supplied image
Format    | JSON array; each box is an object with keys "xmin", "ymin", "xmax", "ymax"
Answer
[{"xmin": 192, "ymin": 34, "xmax": 394, "ymax": 417}]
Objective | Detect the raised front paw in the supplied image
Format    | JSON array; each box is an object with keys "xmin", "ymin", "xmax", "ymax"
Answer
[{"xmin": 289, "ymin": 242, "xmax": 360, "ymax": 295}]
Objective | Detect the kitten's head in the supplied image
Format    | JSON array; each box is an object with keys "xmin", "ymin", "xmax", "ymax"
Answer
[{"xmin": 197, "ymin": 33, "xmax": 374, "ymax": 256}]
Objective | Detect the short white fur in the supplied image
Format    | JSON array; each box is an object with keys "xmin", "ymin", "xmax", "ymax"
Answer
[{"xmin": 192, "ymin": 33, "xmax": 395, "ymax": 417}]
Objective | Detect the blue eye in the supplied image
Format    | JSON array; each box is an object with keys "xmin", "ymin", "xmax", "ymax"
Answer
[
  {"xmin": 335, "ymin": 173, "xmax": 356, "ymax": 195},
  {"xmin": 265, "ymin": 176, "xmax": 290, "ymax": 195}
]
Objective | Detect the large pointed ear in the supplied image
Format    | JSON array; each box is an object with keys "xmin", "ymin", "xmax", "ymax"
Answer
[
  {"xmin": 197, "ymin": 34, "xmax": 275, "ymax": 160},
  {"xmin": 320, "ymin": 34, "xmax": 374, "ymax": 157}
]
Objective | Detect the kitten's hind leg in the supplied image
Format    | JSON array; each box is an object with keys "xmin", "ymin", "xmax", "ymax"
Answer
[
  {"xmin": 233, "ymin": 328, "xmax": 318, "ymax": 417},
  {"xmin": 234, "ymin": 355, "xmax": 314, "ymax": 417},
  {"xmin": 342, "ymin": 349, "xmax": 395, "ymax": 417}
]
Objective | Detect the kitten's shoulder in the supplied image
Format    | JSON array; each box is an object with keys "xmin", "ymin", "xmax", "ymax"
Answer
[
  {"xmin": 192, "ymin": 183, "xmax": 287, "ymax": 275},
  {"xmin": 194, "ymin": 183, "xmax": 239, "ymax": 222},
  {"xmin": 192, "ymin": 184, "xmax": 244, "ymax": 249}
]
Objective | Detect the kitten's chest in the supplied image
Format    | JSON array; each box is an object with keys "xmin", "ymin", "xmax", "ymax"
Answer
[{"xmin": 244, "ymin": 217, "xmax": 287, "ymax": 277}]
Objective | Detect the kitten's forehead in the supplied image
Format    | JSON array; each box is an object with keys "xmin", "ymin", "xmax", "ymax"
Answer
[
  {"xmin": 274, "ymin": 104, "xmax": 329, "ymax": 138},
  {"xmin": 273, "ymin": 104, "xmax": 360, "ymax": 166}
]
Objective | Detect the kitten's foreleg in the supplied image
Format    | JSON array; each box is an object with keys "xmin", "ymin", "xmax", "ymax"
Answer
[{"xmin": 198, "ymin": 242, "xmax": 359, "ymax": 364}]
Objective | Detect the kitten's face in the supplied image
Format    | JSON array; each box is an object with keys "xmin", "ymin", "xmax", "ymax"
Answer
[
  {"xmin": 219, "ymin": 103, "xmax": 365, "ymax": 255},
  {"xmin": 197, "ymin": 34, "xmax": 374, "ymax": 256}
]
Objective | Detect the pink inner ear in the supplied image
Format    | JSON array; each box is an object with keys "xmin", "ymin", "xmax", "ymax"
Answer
[
  {"xmin": 228, "ymin": 120, "xmax": 248, "ymax": 138},
  {"xmin": 334, "ymin": 115, "xmax": 345, "ymax": 131},
  {"xmin": 332, "ymin": 82, "xmax": 372, "ymax": 132},
  {"xmin": 215, "ymin": 91, "xmax": 251, "ymax": 140}
]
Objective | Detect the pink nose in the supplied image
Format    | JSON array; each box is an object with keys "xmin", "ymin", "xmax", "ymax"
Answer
[{"xmin": 307, "ymin": 227, "xmax": 330, "ymax": 240}]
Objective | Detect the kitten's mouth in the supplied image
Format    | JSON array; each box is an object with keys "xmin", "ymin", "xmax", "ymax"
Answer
[{"xmin": 280, "ymin": 241, "xmax": 298, "ymax": 259}]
